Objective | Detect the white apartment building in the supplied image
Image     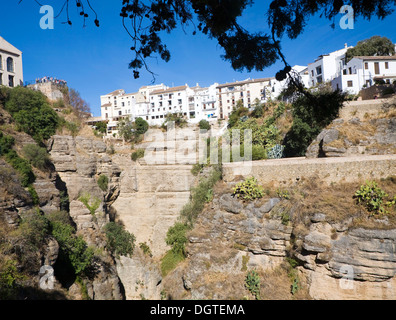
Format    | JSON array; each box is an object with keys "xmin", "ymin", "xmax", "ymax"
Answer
[
  {"xmin": 192, "ymin": 83, "xmax": 218, "ymax": 122},
  {"xmin": 0, "ymin": 36, "xmax": 23, "ymax": 88},
  {"xmin": 100, "ymin": 82, "xmax": 221, "ymax": 134},
  {"xmin": 308, "ymin": 45, "xmax": 351, "ymax": 87},
  {"xmin": 331, "ymin": 56, "xmax": 396, "ymax": 94}
]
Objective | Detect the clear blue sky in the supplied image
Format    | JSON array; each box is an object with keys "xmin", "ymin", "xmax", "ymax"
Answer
[{"xmin": 1, "ymin": 1, "xmax": 396, "ymax": 117}]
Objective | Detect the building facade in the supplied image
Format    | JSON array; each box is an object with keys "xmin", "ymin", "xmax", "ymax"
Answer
[
  {"xmin": 0, "ymin": 36, "xmax": 23, "ymax": 88},
  {"xmin": 331, "ymin": 56, "xmax": 396, "ymax": 94},
  {"xmin": 98, "ymin": 43, "xmax": 396, "ymax": 134},
  {"xmin": 308, "ymin": 45, "xmax": 351, "ymax": 87},
  {"xmin": 217, "ymin": 78, "xmax": 277, "ymax": 119}
]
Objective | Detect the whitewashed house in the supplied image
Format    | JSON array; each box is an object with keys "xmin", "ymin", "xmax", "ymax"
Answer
[
  {"xmin": 0, "ymin": 36, "xmax": 23, "ymax": 87},
  {"xmin": 308, "ymin": 45, "xmax": 352, "ymax": 87},
  {"xmin": 331, "ymin": 56, "xmax": 396, "ymax": 94}
]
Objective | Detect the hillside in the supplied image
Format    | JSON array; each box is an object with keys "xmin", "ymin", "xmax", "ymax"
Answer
[{"xmin": 0, "ymin": 85, "xmax": 395, "ymax": 300}]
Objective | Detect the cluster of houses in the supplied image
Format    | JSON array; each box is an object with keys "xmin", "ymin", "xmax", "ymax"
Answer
[
  {"xmin": 1, "ymin": 35, "xmax": 395, "ymax": 137},
  {"xmin": 99, "ymin": 43, "xmax": 396, "ymax": 135}
]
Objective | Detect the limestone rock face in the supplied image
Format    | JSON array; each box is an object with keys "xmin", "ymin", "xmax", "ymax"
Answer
[
  {"xmin": 306, "ymin": 114, "xmax": 396, "ymax": 158},
  {"xmin": 111, "ymin": 155, "xmax": 196, "ymax": 257},
  {"xmin": 49, "ymin": 135, "xmax": 124, "ymax": 300},
  {"xmin": 116, "ymin": 251, "xmax": 163, "ymax": 300}
]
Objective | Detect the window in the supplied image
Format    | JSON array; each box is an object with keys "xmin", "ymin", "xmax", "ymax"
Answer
[
  {"xmin": 316, "ymin": 66, "xmax": 322, "ymax": 75},
  {"xmin": 8, "ymin": 75, "xmax": 14, "ymax": 87},
  {"xmin": 385, "ymin": 62, "xmax": 389, "ymax": 69},
  {"xmin": 365, "ymin": 62, "xmax": 369, "ymax": 70},
  {"xmin": 347, "ymin": 80, "xmax": 353, "ymax": 87},
  {"xmin": 0, "ymin": 73, "xmax": 2, "ymax": 85},
  {"xmin": 311, "ymin": 70, "xmax": 314, "ymax": 77},
  {"xmin": 6, "ymin": 57, "xmax": 14, "ymax": 72},
  {"xmin": 374, "ymin": 62, "xmax": 380, "ymax": 75},
  {"xmin": 118, "ymin": 111, "xmax": 122, "ymax": 116},
  {"xmin": 0, "ymin": 55, "xmax": 2, "ymax": 70}
]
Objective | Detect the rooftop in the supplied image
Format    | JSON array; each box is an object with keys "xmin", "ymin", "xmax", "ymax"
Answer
[
  {"xmin": 353, "ymin": 55, "xmax": 396, "ymax": 61},
  {"xmin": 217, "ymin": 77, "xmax": 273, "ymax": 89},
  {"xmin": 150, "ymin": 85, "xmax": 188, "ymax": 95}
]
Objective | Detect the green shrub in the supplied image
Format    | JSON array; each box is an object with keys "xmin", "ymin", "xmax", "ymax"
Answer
[
  {"xmin": 27, "ymin": 185, "xmax": 40, "ymax": 206},
  {"xmin": 163, "ymin": 113, "xmax": 187, "ymax": 128},
  {"xmin": 22, "ymin": 144, "xmax": 51, "ymax": 171},
  {"xmin": 198, "ymin": 119, "xmax": 211, "ymax": 131},
  {"xmin": 97, "ymin": 174, "xmax": 109, "ymax": 192},
  {"xmin": 354, "ymin": 181, "xmax": 392, "ymax": 215},
  {"xmin": 191, "ymin": 163, "xmax": 205, "ymax": 176},
  {"xmin": 230, "ymin": 144, "xmax": 267, "ymax": 162},
  {"xmin": 139, "ymin": 242, "xmax": 153, "ymax": 257},
  {"xmin": 231, "ymin": 119, "xmax": 279, "ymax": 149},
  {"xmin": 180, "ymin": 167, "xmax": 222, "ymax": 225},
  {"xmin": 283, "ymin": 88, "xmax": 346, "ymax": 157},
  {"xmin": 134, "ymin": 117, "xmax": 149, "ymax": 135},
  {"xmin": 232, "ymin": 177, "xmax": 264, "ymax": 201},
  {"xmin": 19, "ymin": 211, "xmax": 50, "ymax": 249},
  {"xmin": 104, "ymin": 222, "xmax": 136, "ymax": 258},
  {"xmin": 245, "ymin": 270, "xmax": 261, "ymax": 300},
  {"xmin": 65, "ymin": 121, "xmax": 80, "ymax": 137},
  {"xmin": 4, "ymin": 150, "xmax": 35, "ymax": 187},
  {"xmin": 78, "ymin": 193, "xmax": 101, "ymax": 216},
  {"xmin": 51, "ymin": 219, "xmax": 94, "ymax": 277},
  {"xmin": 160, "ymin": 249, "xmax": 185, "ymax": 277},
  {"xmin": 4, "ymin": 87, "xmax": 59, "ymax": 142},
  {"xmin": 0, "ymin": 259, "xmax": 25, "ymax": 299},
  {"xmin": 131, "ymin": 148, "xmax": 145, "ymax": 161},
  {"xmin": 165, "ymin": 222, "xmax": 188, "ymax": 256},
  {"xmin": 95, "ymin": 121, "xmax": 107, "ymax": 134},
  {"xmin": 0, "ymin": 132, "xmax": 15, "ymax": 155}
]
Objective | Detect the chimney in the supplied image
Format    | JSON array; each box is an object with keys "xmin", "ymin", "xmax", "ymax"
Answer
[{"xmin": 345, "ymin": 43, "xmax": 348, "ymax": 49}]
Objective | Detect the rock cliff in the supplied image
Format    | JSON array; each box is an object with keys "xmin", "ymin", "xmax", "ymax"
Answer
[{"xmin": 162, "ymin": 177, "xmax": 396, "ymax": 300}]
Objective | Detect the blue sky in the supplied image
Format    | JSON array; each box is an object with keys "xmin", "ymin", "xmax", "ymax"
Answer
[{"xmin": 1, "ymin": 1, "xmax": 396, "ymax": 117}]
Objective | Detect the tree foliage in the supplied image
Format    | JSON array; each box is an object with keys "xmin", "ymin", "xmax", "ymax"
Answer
[
  {"xmin": 67, "ymin": 88, "xmax": 91, "ymax": 119},
  {"xmin": 345, "ymin": 36, "xmax": 396, "ymax": 63},
  {"xmin": 3, "ymin": 87, "xmax": 59, "ymax": 143},
  {"xmin": 283, "ymin": 85, "xmax": 346, "ymax": 157},
  {"xmin": 104, "ymin": 222, "xmax": 136, "ymax": 258}
]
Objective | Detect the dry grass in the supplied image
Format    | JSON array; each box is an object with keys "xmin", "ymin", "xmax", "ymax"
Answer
[{"xmin": 275, "ymin": 175, "xmax": 396, "ymax": 229}]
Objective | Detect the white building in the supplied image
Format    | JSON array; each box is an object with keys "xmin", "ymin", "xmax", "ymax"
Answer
[
  {"xmin": 100, "ymin": 82, "xmax": 223, "ymax": 134},
  {"xmin": 191, "ymin": 83, "xmax": 218, "ymax": 122},
  {"xmin": 308, "ymin": 45, "xmax": 352, "ymax": 87},
  {"xmin": 0, "ymin": 36, "xmax": 23, "ymax": 87},
  {"xmin": 331, "ymin": 56, "xmax": 396, "ymax": 94}
]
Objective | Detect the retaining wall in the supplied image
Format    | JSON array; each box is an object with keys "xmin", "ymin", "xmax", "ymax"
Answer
[{"xmin": 222, "ymin": 154, "xmax": 396, "ymax": 186}]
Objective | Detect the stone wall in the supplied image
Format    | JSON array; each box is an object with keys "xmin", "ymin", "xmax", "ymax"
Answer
[{"xmin": 222, "ymin": 154, "xmax": 396, "ymax": 186}]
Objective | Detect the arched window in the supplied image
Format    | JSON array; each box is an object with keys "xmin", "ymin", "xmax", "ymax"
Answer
[{"xmin": 7, "ymin": 57, "xmax": 14, "ymax": 73}]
